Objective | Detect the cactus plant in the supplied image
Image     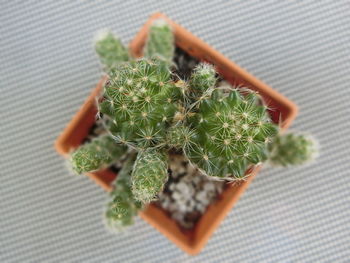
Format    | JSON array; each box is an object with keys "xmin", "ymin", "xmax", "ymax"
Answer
[
  {"xmin": 268, "ymin": 133, "xmax": 318, "ymax": 167},
  {"xmin": 95, "ymin": 31, "xmax": 130, "ymax": 69},
  {"xmin": 99, "ymin": 58, "xmax": 183, "ymax": 149},
  {"xmin": 67, "ymin": 19, "xmax": 318, "ymax": 230},
  {"xmin": 144, "ymin": 19, "xmax": 174, "ymax": 66},
  {"xmin": 105, "ymin": 155, "xmax": 143, "ymax": 229},
  {"xmin": 131, "ymin": 149, "xmax": 168, "ymax": 203},
  {"xmin": 189, "ymin": 63, "xmax": 217, "ymax": 99},
  {"xmin": 70, "ymin": 134, "xmax": 127, "ymax": 174},
  {"xmin": 183, "ymin": 89, "xmax": 279, "ymax": 180}
]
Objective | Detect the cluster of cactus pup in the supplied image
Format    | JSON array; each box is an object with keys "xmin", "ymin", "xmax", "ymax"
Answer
[{"xmin": 68, "ymin": 19, "xmax": 318, "ymax": 228}]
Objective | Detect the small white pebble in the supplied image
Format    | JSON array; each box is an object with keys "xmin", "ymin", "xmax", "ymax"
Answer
[
  {"xmin": 196, "ymin": 204, "xmax": 206, "ymax": 213},
  {"xmin": 176, "ymin": 181, "xmax": 189, "ymax": 193},
  {"xmin": 203, "ymin": 182, "xmax": 216, "ymax": 192},
  {"xmin": 200, "ymin": 197, "xmax": 210, "ymax": 206},
  {"xmin": 168, "ymin": 203, "xmax": 178, "ymax": 213},
  {"xmin": 178, "ymin": 203, "xmax": 187, "ymax": 213},
  {"xmin": 169, "ymin": 183, "xmax": 175, "ymax": 191},
  {"xmin": 195, "ymin": 191, "xmax": 207, "ymax": 201},
  {"xmin": 172, "ymin": 191, "xmax": 182, "ymax": 201}
]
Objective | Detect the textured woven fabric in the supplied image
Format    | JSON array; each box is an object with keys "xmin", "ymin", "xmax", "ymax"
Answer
[{"xmin": 1, "ymin": 1, "xmax": 349, "ymax": 262}]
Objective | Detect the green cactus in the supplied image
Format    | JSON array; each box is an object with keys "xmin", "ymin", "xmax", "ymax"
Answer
[
  {"xmin": 66, "ymin": 19, "xmax": 319, "ymax": 230},
  {"xmin": 268, "ymin": 133, "xmax": 318, "ymax": 167},
  {"xmin": 167, "ymin": 125, "xmax": 196, "ymax": 150},
  {"xmin": 131, "ymin": 149, "xmax": 168, "ymax": 203},
  {"xmin": 144, "ymin": 19, "xmax": 174, "ymax": 66},
  {"xmin": 99, "ymin": 58, "xmax": 183, "ymax": 149},
  {"xmin": 95, "ymin": 31, "xmax": 130, "ymax": 69},
  {"xmin": 70, "ymin": 134, "xmax": 128, "ymax": 174},
  {"xmin": 189, "ymin": 63, "xmax": 217, "ymax": 101},
  {"xmin": 185, "ymin": 89, "xmax": 279, "ymax": 180},
  {"xmin": 105, "ymin": 155, "xmax": 143, "ymax": 229}
]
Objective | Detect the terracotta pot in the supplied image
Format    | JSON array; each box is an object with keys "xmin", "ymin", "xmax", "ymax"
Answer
[{"xmin": 55, "ymin": 13, "xmax": 298, "ymax": 255}]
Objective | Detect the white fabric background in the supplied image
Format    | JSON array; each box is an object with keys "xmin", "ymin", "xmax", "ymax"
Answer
[{"xmin": 1, "ymin": 1, "xmax": 349, "ymax": 262}]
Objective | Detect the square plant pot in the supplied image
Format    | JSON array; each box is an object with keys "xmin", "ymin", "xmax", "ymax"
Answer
[{"xmin": 55, "ymin": 13, "xmax": 298, "ymax": 255}]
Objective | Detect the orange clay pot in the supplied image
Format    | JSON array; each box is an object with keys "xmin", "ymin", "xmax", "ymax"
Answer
[{"xmin": 55, "ymin": 13, "xmax": 298, "ymax": 255}]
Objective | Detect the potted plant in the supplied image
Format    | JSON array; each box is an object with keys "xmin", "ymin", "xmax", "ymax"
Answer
[{"xmin": 55, "ymin": 13, "xmax": 318, "ymax": 255}]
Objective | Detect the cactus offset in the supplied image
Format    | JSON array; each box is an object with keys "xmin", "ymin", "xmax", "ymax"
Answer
[
  {"xmin": 268, "ymin": 133, "xmax": 318, "ymax": 167},
  {"xmin": 189, "ymin": 63, "xmax": 217, "ymax": 101},
  {"xmin": 144, "ymin": 19, "xmax": 174, "ymax": 66},
  {"xmin": 95, "ymin": 31, "xmax": 130, "ymax": 69},
  {"xmin": 131, "ymin": 149, "xmax": 168, "ymax": 203},
  {"xmin": 70, "ymin": 134, "xmax": 127, "ymax": 174},
  {"xmin": 105, "ymin": 155, "xmax": 143, "ymax": 229}
]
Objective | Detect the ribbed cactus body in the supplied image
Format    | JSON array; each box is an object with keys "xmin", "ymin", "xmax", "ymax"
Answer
[
  {"xmin": 189, "ymin": 63, "xmax": 217, "ymax": 100},
  {"xmin": 105, "ymin": 156, "xmax": 143, "ymax": 228},
  {"xmin": 268, "ymin": 133, "xmax": 318, "ymax": 166},
  {"xmin": 167, "ymin": 126, "xmax": 196, "ymax": 150},
  {"xmin": 95, "ymin": 31, "xmax": 130, "ymax": 69},
  {"xmin": 144, "ymin": 19, "xmax": 174, "ymax": 66},
  {"xmin": 100, "ymin": 59, "xmax": 182, "ymax": 149},
  {"xmin": 185, "ymin": 89, "xmax": 278, "ymax": 179},
  {"xmin": 131, "ymin": 149, "xmax": 168, "ymax": 203},
  {"xmin": 70, "ymin": 134, "xmax": 127, "ymax": 174}
]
